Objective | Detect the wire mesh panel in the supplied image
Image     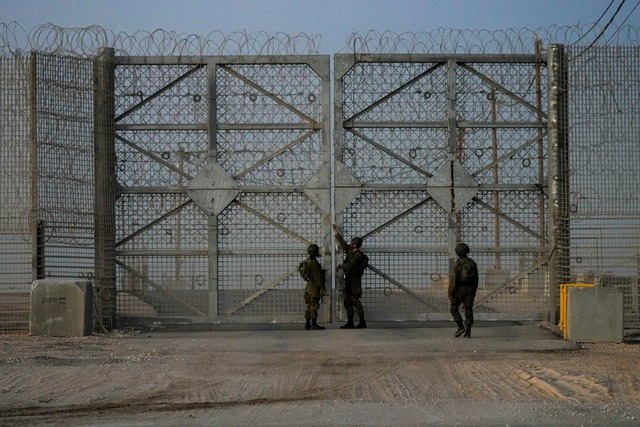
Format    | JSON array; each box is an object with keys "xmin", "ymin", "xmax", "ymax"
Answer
[
  {"xmin": 215, "ymin": 59, "xmax": 330, "ymax": 323},
  {"xmin": 0, "ymin": 55, "xmax": 32, "ymax": 333},
  {"xmin": 1, "ymin": 53, "xmax": 98, "ymax": 334},
  {"xmin": 35, "ymin": 53, "xmax": 96, "ymax": 281},
  {"xmin": 114, "ymin": 56, "xmax": 330, "ymax": 324},
  {"xmin": 218, "ymin": 193, "xmax": 325, "ymax": 320},
  {"xmin": 335, "ymin": 54, "xmax": 550, "ymax": 321},
  {"xmin": 114, "ymin": 61, "xmax": 210, "ymax": 321},
  {"xmin": 568, "ymin": 46, "xmax": 640, "ymax": 328}
]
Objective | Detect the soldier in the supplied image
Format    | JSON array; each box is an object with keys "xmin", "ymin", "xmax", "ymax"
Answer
[
  {"xmin": 300, "ymin": 244, "xmax": 327, "ymax": 330},
  {"xmin": 448, "ymin": 243, "xmax": 479, "ymax": 338},
  {"xmin": 332, "ymin": 224, "xmax": 369, "ymax": 329}
]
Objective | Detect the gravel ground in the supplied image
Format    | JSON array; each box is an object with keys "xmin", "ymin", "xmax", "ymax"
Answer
[{"xmin": 0, "ymin": 321, "xmax": 639, "ymax": 426}]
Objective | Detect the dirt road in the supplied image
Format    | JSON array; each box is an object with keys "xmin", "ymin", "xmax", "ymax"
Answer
[{"xmin": 0, "ymin": 321, "xmax": 639, "ymax": 426}]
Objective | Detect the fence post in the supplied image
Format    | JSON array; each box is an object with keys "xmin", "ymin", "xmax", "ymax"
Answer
[
  {"xmin": 547, "ymin": 44, "xmax": 570, "ymax": 324},
  {"xmin": 93, "ymin": 48, "xmax": 117, "ymax": 331},
  {"xmin": 29, "ymin": 52, "xmax": 40, "ymax": 281}
]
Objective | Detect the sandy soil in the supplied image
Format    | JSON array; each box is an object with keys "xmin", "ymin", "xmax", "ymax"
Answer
[{"xmin": 0, "ymin": 321, "xmax": 639, "ymax": 426}]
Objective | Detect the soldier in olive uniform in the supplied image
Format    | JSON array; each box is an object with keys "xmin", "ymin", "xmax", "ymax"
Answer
[
  {"xmin": 332, "ymin": 224, "xmax": 369, "ymax": 329},
  {"xmin": 302, "ymin": 244, "xmax": 327, "ymax": 330},
  {"xmin": 448, "ymin": 243, "xmax": 479, "ymax": 338}
]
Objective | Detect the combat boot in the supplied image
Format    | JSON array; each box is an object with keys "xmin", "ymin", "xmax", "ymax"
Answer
[
  {"xmin": 356, "ymin": 318, "xmax": 367, "ymax": 329},
  {"xmin": 464, "ymin": 325, "xmax": 472, "ymax": 338},
  {"xmin": 454, "ymin": 321, "xmax": 465, "ymax": 337},
  {"xmin": 304, "ymin": 319, "xmax": 311, "ymax": 330},
  {"xmin": 340, "ymin": 316, "xmax": 355, "ymax": 329},
  {"xmin": 311, "ymin": 319, "xmax": 325, "ymax": 330}
]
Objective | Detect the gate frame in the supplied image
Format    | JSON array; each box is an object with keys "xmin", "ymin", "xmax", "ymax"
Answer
[
  {"xmin": 333, "ymin": 51, "xmax": 568, "ymax": 322},
  {"xmin": 92, "ymin": 50, "xmax": 569, "ymax": 328},
  {"xmin": 97, "ymin": 53, "xmax": 332, "ymax": 325}
]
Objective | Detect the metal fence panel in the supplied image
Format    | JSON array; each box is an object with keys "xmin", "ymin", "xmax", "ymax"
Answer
[
  {"xmin": 567, "ymin": 45, "xmax": 640, "ymax": 327},
  {"xmin": 335, "ymin": 54, "xmax": 550, "ymax": 321},
  {"xmin": 113, "ymin": 56, "xmax": 331, "ymax": 324},
  {"xmin": 0, "ymin": 53, "xmax": 95, "ymax": 334},
  {"xmin": 0, "ymin": 56, "xmax": 32, "ymax": 333},
  {"xmin": 35, "ymin": 53, "xmax": 96, "ymax": 282}
]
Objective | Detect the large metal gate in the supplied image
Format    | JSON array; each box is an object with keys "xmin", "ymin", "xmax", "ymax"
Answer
[
  {"xmin": 0, "ymin": 47, "xmax": 574, "ymax": 331},
  {"xmin": 109, "ymin": 54, "xmax": 332, "ymax": 324},
  {"xmin": 334, "ymin": 52, "xmax": 555, "ymax": 321},
  {"xmin": 105, "ymin": 50, "xmax": 563, "ymax": 325}
]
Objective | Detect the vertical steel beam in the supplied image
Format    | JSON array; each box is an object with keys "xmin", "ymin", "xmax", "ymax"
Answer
[
  {"xmin": 94, "ymin": 47, "xmax": 117, "ymax": 330},
  {"xmin": 547, "ymin": 44, "xmax": 570, "ymax": 324},
  {"xmin": 534, "ymin": 40, "xmax": 546, "ymax": 245},
  {"xmin": 29, "ymin": 52, "xmax": 39, "ymax": 281},
  {"xmin": 317, "ymin": 56, "xmax": 333, "ymax": 323},
  {"xmin": 332, "ymin": 55, "xmax": 346, "ymax": 323},
  {"xmin": 446, "ymin": 60, "xmax": 458, "ymax": 269},
  {"xmin": 490, "ymin": 87, "xmax": 501, "ymax": 269},
  {"xmin": 207, "ymin": 61, "xmax": 219, "ymax": 318}
]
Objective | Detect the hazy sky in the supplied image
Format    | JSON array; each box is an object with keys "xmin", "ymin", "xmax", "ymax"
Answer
[{"xmin": 2, "ymin": 0, "xmax": 640, "ymax": 52}]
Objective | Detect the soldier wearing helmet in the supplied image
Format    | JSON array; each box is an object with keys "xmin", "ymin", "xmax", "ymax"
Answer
[
  {"xmin": 301, "ymin": 243, "xmax": 327, "ymax": 330},
  {"xmin": 332, "ymin": 224, "xmax": 369, "ymax": 329},
  {"xmin": 448, "ymin": 242, "xmax": 479, "ymax": 338}
]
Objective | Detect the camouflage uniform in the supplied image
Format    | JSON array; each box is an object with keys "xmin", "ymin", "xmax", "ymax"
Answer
[
  {"xmin": 335, "ymin": 233, "xmax": 369, "ymax": 325},
  {"xmin": 303, "ymin": 256, "xmax": 326, "ymax": 322},
  {"xmin": 449, "ymin": 245, "xmax": 479, "ymax": 337}
]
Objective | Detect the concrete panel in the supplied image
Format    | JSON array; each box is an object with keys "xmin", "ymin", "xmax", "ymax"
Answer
[
  {"xmin": 29, "ymin": 280, "xmax": 93, "ymax": 337},
  {"xmin": 566, "ymin": 286, "xmax": 623, "ymax": 343}
]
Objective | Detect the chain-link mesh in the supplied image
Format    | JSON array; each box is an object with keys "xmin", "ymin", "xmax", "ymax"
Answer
[
  {"xmin": 35, "ymin": 53, "xmax": 95, "ymax": 281},
  {"xmin": 567, "ymin": 45, "xmax": 640, "ymax": 327},
  {"xmin": 0, "ymin": 55, "xmax": 32, "ymax": 332}
]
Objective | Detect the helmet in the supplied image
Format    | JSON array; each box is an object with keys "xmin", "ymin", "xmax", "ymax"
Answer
[
  {"xmin": 350, "ymin": 237, "xmax": 363, "ymax": 248},
  {"xmin": 455, "ymin": 243, "xmax": 470, "ymax": 257},
  {"xmin": 307, "ymin": 244, "xmax": 320, "ymax": 257}
]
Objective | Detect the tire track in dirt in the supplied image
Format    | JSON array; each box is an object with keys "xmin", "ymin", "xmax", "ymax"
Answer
[
  {"xmin": 171, "ymin": 351, "xmax": 640, "ymax": 408},
  {"xmin": 297, "ymin": 362, "xmax": 393, "ymax": 401},
  {"xmin": 516, "ymin": 367, "xmax": 640, "ymax": 401},
  {"xmin": 181, "ymin": 379, "xmax": 230, "ymax": 403},
  {"xmin": 371, "ymin": 359, "xmax": 449, "ymax": 403},
  {"xmin": 0, "ymin": 357, "xmax": 175, "ymax": 411},
  {"xmin": 443, "ymin": 359, "xmax": 537, "ymax": 400},
  {"xmin": 180, "ymin": 353, "xmax": 398, "ymax": 404},
  {"xmin": 261, "ymin": 356, "xmax": 445, "ymax": 404},
  {"xmin": 452, "ymin": 358, "xmax": 616, "ymax": 403},
  {"xmin": 0, "ymin": 365, "xmax": 98, "ymax": 407},
  {"xmin": 515, "ymin": 366, "xmax": 610, "ymax": 402}
]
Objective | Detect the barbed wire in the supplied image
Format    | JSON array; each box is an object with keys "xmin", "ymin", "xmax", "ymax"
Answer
[
  {"xmin": 0, "ymin": 22, "xmax": 322, "ymax": 57},
  {"xmin": 1, "ymin": 22, "xmax": 639, "ymax": 58},
  {"xmin": 341, "ymin": 24, "xmax": 640, "ymax": 55}
]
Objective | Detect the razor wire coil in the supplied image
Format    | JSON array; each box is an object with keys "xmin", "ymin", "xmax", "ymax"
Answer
[{"xmin": 2, "ymin": 22, "xmax": 640, "ymax": 58}]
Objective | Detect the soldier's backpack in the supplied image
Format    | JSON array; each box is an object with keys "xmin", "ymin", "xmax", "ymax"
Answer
[
  {"xmin": 298, "ymin": 259, "xmax": 312, "ymax": 281},
  {"xmin": 457, "ymin": 257, "xmax": 476, "ymax": 283}
]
